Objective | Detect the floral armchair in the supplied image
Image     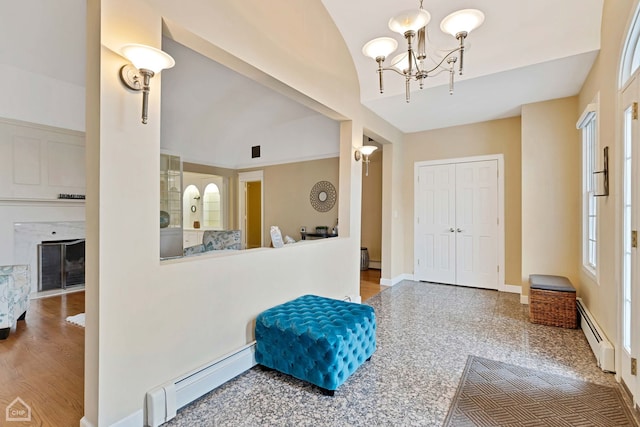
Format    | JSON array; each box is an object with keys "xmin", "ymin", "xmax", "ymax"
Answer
[
  {"xmin": 0, "ymin": 265, "xmax": 30, "ymax": 340},
  {"xmin": 183, "ymin": 230, "xmax": 242, "ymax": 256}
]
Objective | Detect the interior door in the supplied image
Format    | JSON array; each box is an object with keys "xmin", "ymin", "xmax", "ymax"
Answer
[
  {"xmin": 455, "ymin": 160, "xmax": 499, "ymax": 288},
  {"xmin": 414, "ymin": 164, "xmax": 456, "ymax": 284},
  {"xmin": 414, "ymin": 159, "xmax": 499, "ymax": 289},
  {"xmin": 621, "ymin": 75, "xmax": 638, "ymax": 401}
]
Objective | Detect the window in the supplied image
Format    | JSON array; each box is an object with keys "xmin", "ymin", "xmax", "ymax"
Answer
[
  {"xmin": 577, "ymin": 100, "xmax": 599, "ymax": 276},
  {"xmin": 203, "ymin": 183, "xmax": 222, "ymax": 229}
]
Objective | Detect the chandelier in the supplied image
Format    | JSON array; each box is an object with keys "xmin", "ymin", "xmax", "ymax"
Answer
[{"xmin": 362, "ymin": 1, "xmax": 484, "ymax": 102}]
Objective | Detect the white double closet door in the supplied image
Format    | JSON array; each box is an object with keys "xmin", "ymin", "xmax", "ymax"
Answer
[{"xmin": 414, "ymin": 159, "xmax": 499, "ymax": 289}]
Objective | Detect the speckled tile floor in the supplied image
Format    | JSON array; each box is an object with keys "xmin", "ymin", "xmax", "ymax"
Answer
[{"xmin": 163, "ymin": 281, "xmax": 622, "ymax": 427}]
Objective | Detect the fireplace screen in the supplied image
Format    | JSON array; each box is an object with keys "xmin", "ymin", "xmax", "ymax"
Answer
[{"xmin": 38, "ymin": 239, "xmax": 85, "ymax": 291}]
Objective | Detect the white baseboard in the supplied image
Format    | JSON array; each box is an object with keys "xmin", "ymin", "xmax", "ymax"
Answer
[
  {"xmin": 111, "ymin": 409, "xmax": 143, "ymax": 427},
  {"xmin": 368, "ymin": 261, "xmax": 381, "ymax": 269},
  {"xmin": 380, "ymin": 273, "xmax": 413, "ymax": 286},
  {"xmin": 80, "ymin": 417, "xmax": 95, "ymax": 427},
  {"xmin": 503, "ymin": 284, "xmax": 521, "ymax": 295},
  {"xmin": 520, "ymin": 295, "xmax": 529, "ymax": 305}
]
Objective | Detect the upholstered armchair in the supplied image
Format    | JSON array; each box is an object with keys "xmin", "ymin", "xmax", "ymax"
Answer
[
  {"xmin": 0, "ymin": 265, "xmax": 30, "ymax": 340},
  {"xmin": 183, "ymin": 230, "xmax": 242, "ymax": 256}
]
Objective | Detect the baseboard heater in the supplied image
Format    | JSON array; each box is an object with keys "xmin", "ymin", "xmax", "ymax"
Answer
[
  {"xmin": 145, "ymin": 342, "xmax": 257, "ymax": 427},
  {"xmin": 576, "ymin": 297, "xmax": 615, "ymax": 373}
]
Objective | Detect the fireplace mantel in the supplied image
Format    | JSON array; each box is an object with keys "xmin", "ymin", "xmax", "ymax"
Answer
[{"xmin": 0, "ymin": 198, "xmax": 85, "ymax": 207}]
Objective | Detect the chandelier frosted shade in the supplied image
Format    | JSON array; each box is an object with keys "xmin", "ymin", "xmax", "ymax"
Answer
[
  {"xmin": 388, "ymin": 8, "xmax": 431, "ymax": 34},
  {"xmin": 391, "ymin": 53, "xmax": 409, "ymax": 72},
  {"xmin": 120, "ymin": 44, "xmax": 175, "ymax": 73},
  {"xmin": 362, "ymin": 37, "xmax": 398, "ymax": 60},
  {"xmin": 440, "ymin": 9, "xmax": 485, "ymax": 37}
]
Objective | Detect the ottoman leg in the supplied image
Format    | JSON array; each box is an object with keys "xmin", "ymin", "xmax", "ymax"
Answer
[
  {"xmin": 18, "ymin": 311, "xmax": 26, "ymax": 321},
  {"xmin": 0, "ymin": 327, "xmax": 9, "ymax": 340},
  {"xmin": 320, "ymin": 388, "xmax": 335, "ymax": 397}
]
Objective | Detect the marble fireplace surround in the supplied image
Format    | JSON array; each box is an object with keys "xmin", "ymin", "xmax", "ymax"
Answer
[{"xmin": 14, "ymin": 221, "xmax": 85, "ymax": 294}]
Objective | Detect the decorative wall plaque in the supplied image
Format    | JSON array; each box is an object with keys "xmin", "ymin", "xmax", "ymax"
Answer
[{"xmin": 310, "ymin": 181, "xmax": 337, "ymax": 212}]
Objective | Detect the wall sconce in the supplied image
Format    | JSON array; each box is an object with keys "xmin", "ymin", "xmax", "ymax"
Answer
[
  {"xmin": 119, "ymin": 44, "xmax": 175, "ymax": 124},
  {"xmin": 354, "ymin": 145, "xmax": 378, "ymax": 176}
]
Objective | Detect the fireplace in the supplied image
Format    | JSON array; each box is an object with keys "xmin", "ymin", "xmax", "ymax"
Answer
[{"xmin": 38, "ymin": 239, "xmax": 85, "ymax": 291}]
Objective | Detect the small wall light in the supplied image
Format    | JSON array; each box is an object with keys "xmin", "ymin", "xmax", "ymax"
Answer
[
  {"xmin": 119, "ymin": 44, "xmax": 175, "ymax": 124},
  {"xmin": 354, "ymin": 145, "xmax": 378, "ymax": 176}
]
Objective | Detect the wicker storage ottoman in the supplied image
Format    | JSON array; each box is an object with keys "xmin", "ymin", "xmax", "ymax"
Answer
[{"xmin": 529, "ymin": 274, "xmax": 577, "ymax": 328}]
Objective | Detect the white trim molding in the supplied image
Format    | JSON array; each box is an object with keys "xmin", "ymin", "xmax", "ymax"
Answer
[{"xmin": 380, "ymin": 273, "xmax": 413, "ymax": 286}]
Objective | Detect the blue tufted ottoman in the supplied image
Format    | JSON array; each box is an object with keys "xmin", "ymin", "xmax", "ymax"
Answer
[{"xmin": 255, "ymin": 294, "xmax": 376, "ymax": 395}]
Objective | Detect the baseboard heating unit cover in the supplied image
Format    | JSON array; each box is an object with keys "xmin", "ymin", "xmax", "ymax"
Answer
[
  {"xmin": 145, "ymin": 342, "xmax": 256, "ymax": 427},
  {"xmin": 576, "ymin": 297, "xmax": 614, "ymax": 373}
]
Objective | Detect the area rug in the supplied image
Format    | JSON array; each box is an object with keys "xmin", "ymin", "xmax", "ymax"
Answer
[
  {"xmin": 444, "ymin": 356, "xmax": 637, "ymax": 426},
  {"xmin": 65, "ymin": 313, "xmax": 85, "ymax": 327}
]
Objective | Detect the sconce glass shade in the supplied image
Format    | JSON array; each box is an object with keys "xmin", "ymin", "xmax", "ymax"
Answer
[
  {"xmin": 359, "ymin": 145, "xmax": 378, "ymax": 156},
  {"xmin": 388, "ymin": 8, "xmax": 431, "ymax": 34},
  {"xmin": 440, "ymin": 9, "xmax": 485, "ymax": 37},
  {"xmin": 120, "ymin": 44, "xmax": 175, "ymax": 73},
  {"xmin": 362, "ymin": 37, "xmax": 398, "ymax": 60}
]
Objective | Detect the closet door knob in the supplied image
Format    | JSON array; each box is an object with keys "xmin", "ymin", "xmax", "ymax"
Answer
[
  {"xmin": 449, "ymin": 228, "xmax": 455, "ymax": 232},
  {"xmin": 457, "ymin": 228, "xmax": 462, "ymax": 233}
]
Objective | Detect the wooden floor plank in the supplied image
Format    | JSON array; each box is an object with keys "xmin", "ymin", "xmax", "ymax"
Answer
[{"xmin": 0, "ymin": 291, "xmax": 84, "ymax": 427}]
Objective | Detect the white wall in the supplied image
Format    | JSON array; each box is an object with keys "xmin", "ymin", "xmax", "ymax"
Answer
[
  {"xmin": 86, "ymin": 0, "xmax": 380, "ymax": 424},
  {"xmin": 0, "ymin": 1, "xmax": 86, "ymax": 131}
]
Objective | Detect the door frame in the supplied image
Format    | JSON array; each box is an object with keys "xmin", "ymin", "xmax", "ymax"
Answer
[
  {"xmin": 238, "ymin": 170, "xmax": 264, "ymax": 249},
  {"xmin": 414, "ymin": 154, "xmax": 506, "ymax": 292}
]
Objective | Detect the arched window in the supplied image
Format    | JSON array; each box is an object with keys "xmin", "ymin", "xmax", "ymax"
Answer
[
  {"xmin": 203, "ymin": 183, "xmax": 222, "ymax": 229},
  {"xmin": 620, "ymin": 3, "xmax": 640, "ymax": 86}
]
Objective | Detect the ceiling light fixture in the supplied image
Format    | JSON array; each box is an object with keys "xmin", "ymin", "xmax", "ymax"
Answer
[
  {"xmin": 354, "ymin": 145, "xmax": 378, "ymax": 176},
  {"xmin": 362, "ymin": 1, "xmax": 484, "ymax": 102},
  {"xmin": 119, "ymin": 44, "xmax": 175, "ymax": 124}
]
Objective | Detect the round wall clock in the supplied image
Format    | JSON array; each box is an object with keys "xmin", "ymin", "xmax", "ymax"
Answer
[{"xmin": 310, "ymin": 181, "xmax": 337, "ymax": 212}]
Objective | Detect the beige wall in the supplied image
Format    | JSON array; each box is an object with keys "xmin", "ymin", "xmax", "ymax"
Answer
[
  {"xmin": 577, "ymin": 0, "xmax": 638, "ymax": 345},
  {"xmin": 249, "ymin": 157, "xmax": 340, "ymax": 245},
  {"xmin": 87, "ymin": 0, "xmax": 395, "ymax": 424},
  {"xmin": 521, "ymin": 97, "xmax": 581, "ymax": 294},
  {"xmin": 402, "ymin": 117, "xmax": 522, "ymax": 286},
  {"xmin": 361, "ymin": 150, "xmax": 382, "ymax": 263}
]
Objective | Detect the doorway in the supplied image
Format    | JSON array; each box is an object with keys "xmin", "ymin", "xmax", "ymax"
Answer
[
  {"xmin": 621, "ymin": 74, "xmax": 638, "ymax": 402},
  {"xmin": 414, "ymin": 155, "xmax": 504, "ymax": 289},
  {"xmin": 238, "ymin": 171, "xmax": 264, "ymax": 249}
]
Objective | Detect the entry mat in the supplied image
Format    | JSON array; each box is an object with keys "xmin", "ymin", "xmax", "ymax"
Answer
[{"xmin": 444, "ymin": 355, "xmax": 638, "ymax": 426}]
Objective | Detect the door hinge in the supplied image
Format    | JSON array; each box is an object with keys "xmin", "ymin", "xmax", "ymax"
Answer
[
  {"xmin": 634, "ymin": 102, "xmax": 639, "ymax": 120},
  {"xmin": 632, "ymin": 358, "xmax": 637, "ymax": 376},
  {"xmin": 417, "ymin": 259, "xmax": 420, "ymax": 266},
  {"xmin": 497, "ymin": 265, "xmax": 499, "ymax": 273},
  {"xmin": 633, "ymin": 230, "xmax": 638, "ymax": 248}
]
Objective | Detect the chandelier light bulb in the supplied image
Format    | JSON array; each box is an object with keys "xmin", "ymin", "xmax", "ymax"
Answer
[
  {"xmin": 362, "ymin": 37, "xmax": 398, "ymax": 60},
  {"xmin": 440, "ymin": 9, "xmax": 485, "ymax": 37},
  {"xmin": 388, "ymin": 8, "xmax": 431, "ymax": 35}
]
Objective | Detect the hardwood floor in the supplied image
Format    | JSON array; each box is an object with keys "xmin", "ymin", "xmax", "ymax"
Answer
[
  {"xmin": 0, "ymin": 291, "xmax": 84, "ymax": 427},
  {"xmin": 360, "ymin": 268, "xmax": 387, "ymax": 301},
  {"xmin": 0, "ymin": 275, "xmax": 382, "ymax": 426}
]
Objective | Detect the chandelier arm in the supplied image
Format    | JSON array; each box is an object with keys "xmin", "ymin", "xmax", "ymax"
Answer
[
  {"xmin": 421, "ymin": 47, "xmax": 462, "ymax": 75},
  {"xmin": 381, "ymin": 67, "xmax": 410, "ymax": 77}
]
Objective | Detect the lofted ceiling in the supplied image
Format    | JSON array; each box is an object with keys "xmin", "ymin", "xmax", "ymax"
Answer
[
  {"xmin": 321, "ymin": 0, "xmax": 604, "ymax": 132},
  {"xmin": 7, "ymin": 0, "xmax": 604, "ymax": 138}
]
